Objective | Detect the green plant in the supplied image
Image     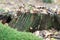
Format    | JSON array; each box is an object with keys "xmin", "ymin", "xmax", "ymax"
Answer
[
  {"xmin": 15, "ymin": 13, "xmax": 32, "ymax": 31},
  {"xmin": 0, "ymin": 22, "xmax": 43, "ymax": 40},
  {"xmin": 43, "ymin": 0, "xmax": 52, "ymax": 3}
]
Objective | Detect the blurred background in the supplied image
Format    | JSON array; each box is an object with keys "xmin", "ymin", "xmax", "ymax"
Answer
[{"xmin": 0, "ymin": 0, "xmax": 60, "ymax": 40}]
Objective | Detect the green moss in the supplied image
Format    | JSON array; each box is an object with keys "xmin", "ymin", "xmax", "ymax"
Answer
[{"xmin": 0, "ymin": 22, "xmax": 43, "ymax": 40}]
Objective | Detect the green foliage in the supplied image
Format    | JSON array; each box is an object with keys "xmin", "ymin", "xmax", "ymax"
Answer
[
  {"xmin": 0, "ymin": 22, "xmax": 43, "ymax": 40},
  {"xmin": 43, "ymin": 0, "xmax": 52, "ymax": 3},
  {"xmin": 15, "ymin": 13, "xmax": 32, "ymax": 31},
  {"xmin": 14, "ymin": 13, "xmax": 41, "ymax": 31},
  {"xmin": 31, "ymin": 14, "xmax": 41, "ymax": 30},
  {"xmin": 9, "ymin": 13, "xmax": 60, "ymax": 31}
]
